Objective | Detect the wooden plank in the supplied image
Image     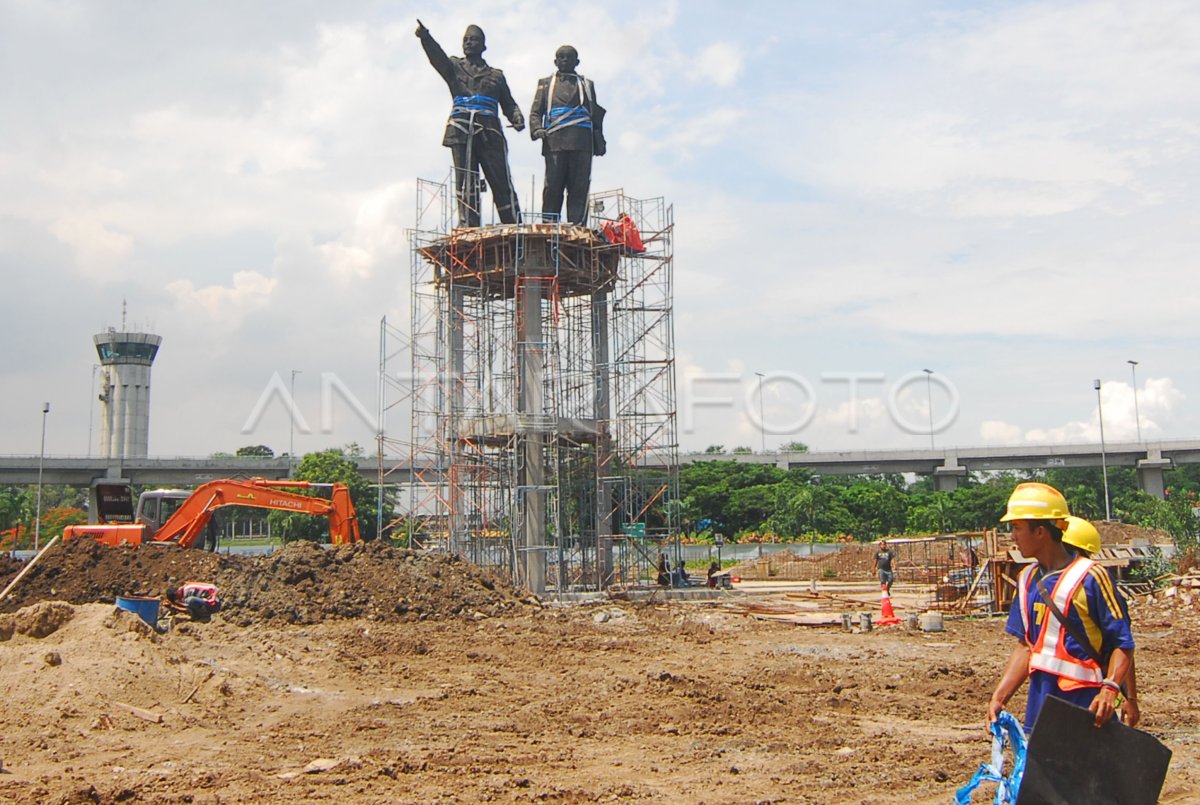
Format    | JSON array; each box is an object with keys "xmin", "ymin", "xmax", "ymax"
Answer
[{"xmin": 114, "ymin": 701, "xmax": 163, "ymax": 723}]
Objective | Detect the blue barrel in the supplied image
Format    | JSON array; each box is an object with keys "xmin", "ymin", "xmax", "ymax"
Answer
[{"xmin": 115, "ymin": 595, "xmax": 161, "ymax": 627}]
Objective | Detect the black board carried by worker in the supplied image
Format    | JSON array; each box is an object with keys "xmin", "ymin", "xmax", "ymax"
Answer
[{"xmin": 1017, "ymin": 696, "xmax": 1171, "ymax": 805}]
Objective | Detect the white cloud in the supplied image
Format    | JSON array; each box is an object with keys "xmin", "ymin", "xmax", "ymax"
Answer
[
  {"xmin": 694, "ymin": 42, "xmax": 743, "ymax": 88},
  {"xmin": 1014, "ymin": 378, "xmax": 1184, "ymax": 444},
  {"xmin": 165, "ymin": 271, "xmax": 277, "ymax": 324},
  {"xmin": 48, "ymin": 216, "xmax": 134, "ymax": 277},
  {"xmin": 979, "ymin": 420, "xmax": 1023, "ymax": 445}
]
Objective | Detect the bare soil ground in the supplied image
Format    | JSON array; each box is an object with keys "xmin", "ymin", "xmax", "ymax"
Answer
[{"xmin": 1, "ymin": 541, "xmax": 1198, "ymax": 804}]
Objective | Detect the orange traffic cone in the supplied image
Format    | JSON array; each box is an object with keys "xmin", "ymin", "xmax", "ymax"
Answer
[{"xmin": 877, "ymin": 584, "xmax": 901, "ymax": 626}]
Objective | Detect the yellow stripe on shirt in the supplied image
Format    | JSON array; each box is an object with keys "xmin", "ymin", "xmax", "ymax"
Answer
[
  {"xmin": 1070, "ymin": 585, "xmax": 1103, "ymax": 654},
  {"xmin": 1088, "ymin": 565, "xmax": 1124, "ymax": 618}
]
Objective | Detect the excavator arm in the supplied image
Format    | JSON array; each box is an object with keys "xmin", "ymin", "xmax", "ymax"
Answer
[{"xmin": 152, "ymin": 478, "xmax": 361, "ymax": 548}]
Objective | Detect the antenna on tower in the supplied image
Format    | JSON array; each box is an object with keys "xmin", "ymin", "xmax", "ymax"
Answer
[{"xmin": 121, "ymin": 299, "xmax": 127, "ymax": 331}]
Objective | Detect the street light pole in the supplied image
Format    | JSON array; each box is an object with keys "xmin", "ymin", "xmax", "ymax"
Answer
[
  {"xmin": 755, "ymin": 372, "xmax": 766, "ymax": 453},
  {"xmin": 922, "ymin": 369, "xmax": 935, "ymax": 450},
  {"xmin": 1128, "ymin": 360, "xmax": 1142, "ymax": 443},
  {"xmin": 1094, "ymin": 379, "xmax": 1112, "ymax": 521},
  {"xmin": 289, "ymin": 369, "xmax": 302, "ymax": 474},
  {"xmin": 35, "ymin": 402, "xmax": 49, "ymax": 551}
]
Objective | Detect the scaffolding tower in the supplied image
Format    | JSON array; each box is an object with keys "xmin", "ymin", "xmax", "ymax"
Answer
[{"xmin": 400, "ymin": 178, "xmax": 679, "ymax": 594}]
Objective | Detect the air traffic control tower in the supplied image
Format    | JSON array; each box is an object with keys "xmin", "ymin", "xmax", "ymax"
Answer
[{"xmin": 94, "ymin": 327, "xmax": 162, "ymax": 460}]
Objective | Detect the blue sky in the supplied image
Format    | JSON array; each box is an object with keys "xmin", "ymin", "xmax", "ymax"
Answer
[{"xmin": 1, "ymin": 0, "xmax": 1197, "ymax": 457}]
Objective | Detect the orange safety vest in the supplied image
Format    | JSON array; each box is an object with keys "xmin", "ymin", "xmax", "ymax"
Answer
[
  {"xmin": 1016, "ymin": 557, "xmax": 1103, "ymax": 686},
  {"xmin": 181, "ymin": 582, "xmax": 220, "ymax": 605}
]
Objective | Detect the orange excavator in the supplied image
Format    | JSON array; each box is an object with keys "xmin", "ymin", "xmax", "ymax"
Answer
[{"xmin": 63, "ymin": 478, "xmax": 361, "ymax": 548}]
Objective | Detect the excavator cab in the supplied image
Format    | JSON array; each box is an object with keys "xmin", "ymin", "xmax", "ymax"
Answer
[
  {"xmin": 137, "ymin": 490, "xmax": 190, "ymax": 535},
  {"xmin": 137, "ymin": 490, "xmax": 219, "ymax": 551}
]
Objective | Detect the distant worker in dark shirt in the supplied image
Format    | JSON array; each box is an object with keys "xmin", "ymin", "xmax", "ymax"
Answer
[
  {"xmin": 874, "ymin": 540, "xmax": 896, "ymax": 593},
  {"xmin": 529, "ymin": 45, "xmax": 606, "ymax": 225},
  {"xmin": 416, "ymin": 20, "xmax": 524, "ymax": 227},
  {"xmin": 706, "ymin": 560, "xmax": 721, "ymax": 588},
  {"xmin": 656, "ymin": 553, "xmax": 670, "ymax": 588}
]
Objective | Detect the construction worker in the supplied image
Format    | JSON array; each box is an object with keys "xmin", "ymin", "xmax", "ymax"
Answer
[
  {"xmin": 874, "ymin": 540, "xmax": 896, "ymax": 592},
  {"xmin": 1062, "ymin": 515, "xmax": 1140, "ymax": 727},
  {"xmin": 986, "ymin": 483, "xmax": 1134, "ymax": 734},
  {"xmin": 166, "ymin": 581, "xmax": 222, "ymax": 621}
]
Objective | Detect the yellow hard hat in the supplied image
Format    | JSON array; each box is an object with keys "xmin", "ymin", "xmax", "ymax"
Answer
[
  {"xmin": 999, "ymin": 482, "xmax": 1070, "ymax": 524},
  {"xmin": 1062, "ymin": 516, "xmax": 1101, "ymax": 557}
]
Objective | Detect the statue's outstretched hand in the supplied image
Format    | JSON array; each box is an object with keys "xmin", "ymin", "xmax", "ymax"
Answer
[
  {"xmin": 415, "ymin": 19, "xmax": 429, "ymax": 39},
  {"xmin": 511, "ymin": 110, "xmax": 526, "ymax": 132},
  {"xmin": 531, "ymin": 129, "xmax": 545, "ymax": 140}
]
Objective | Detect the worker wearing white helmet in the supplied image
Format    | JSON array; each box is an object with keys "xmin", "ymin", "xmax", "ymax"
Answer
[{"xmin": 986, "ymin": 483, "xmax": 1135, "ymax": 734}]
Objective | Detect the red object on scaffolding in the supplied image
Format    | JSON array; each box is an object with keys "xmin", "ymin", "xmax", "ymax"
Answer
[{"xmin": 602, "ymin": 214, "xmax": 646, "ymax": 253}]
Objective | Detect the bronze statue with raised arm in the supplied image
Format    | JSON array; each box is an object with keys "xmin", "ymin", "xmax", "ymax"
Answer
[
  {"xmin": 416, "ymin": 20, "xmax": 524, "ymax": 227},
  {"xmin": 530, "ymin": 45, "xmax": 606, "ymax": 225}
]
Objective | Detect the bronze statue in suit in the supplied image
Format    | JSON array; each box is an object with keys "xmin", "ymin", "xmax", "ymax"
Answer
[{"xmin": 530, "ymin": 46, "xmax": 606, "ymax": 225}]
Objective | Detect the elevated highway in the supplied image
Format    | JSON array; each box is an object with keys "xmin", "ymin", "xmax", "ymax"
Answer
[{"xmin": 1, "ymin": 440, "xmax": 1197, "ymax": 497}]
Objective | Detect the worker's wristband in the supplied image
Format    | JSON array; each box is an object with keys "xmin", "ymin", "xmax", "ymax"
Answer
[{"xmin": 1101, "ymin": 679, "xmax": 1121, "ymax": 693}]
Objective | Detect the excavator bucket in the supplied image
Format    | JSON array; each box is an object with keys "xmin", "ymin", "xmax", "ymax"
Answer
[{"xmin": 1017, "ymin": 696, "xmax": 1171, "ymax": 805}]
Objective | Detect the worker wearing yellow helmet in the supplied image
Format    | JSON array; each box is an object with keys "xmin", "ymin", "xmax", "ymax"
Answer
[
  {"xmin": 987, "ymin": 483, "xmax": 1135, "ymax": 734},
  {"xmin": 1060, "ymin": 515, "xmax": 1140, "ymax": 727},
  {"xmin": 1062, "ymin": 515, "xmax": 1101, "ymax": 557}
]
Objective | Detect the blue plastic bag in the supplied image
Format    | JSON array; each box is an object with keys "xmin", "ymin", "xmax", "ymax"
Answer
[{"xmin": 954, "ymin": 711, "xmax": 1027, "ymax": 805}]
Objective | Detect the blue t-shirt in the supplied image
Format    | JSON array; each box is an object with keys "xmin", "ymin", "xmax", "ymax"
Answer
[{"xmin": 1005, "ymin": 560, "xmax": 1134, "ymax": 732}]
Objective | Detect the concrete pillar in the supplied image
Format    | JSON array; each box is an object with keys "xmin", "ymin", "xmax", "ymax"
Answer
[
  {"xmin": 933, "ymin": 457, "xmax": 968, "ymax": 493},
  {"xmin": 448, "ymin": 286, "xmax": 466, "ymax": 555},
  {"xmin": 592, "ymin": 289, "xmax": 614, "ymax": 588},
  {"xmin": 1137, "ymin": 448, "xmax": 1173, "ymax": 499},
  {"xmin": 518, "ymin": 279, "xmax": 546, "ymax": 595}
]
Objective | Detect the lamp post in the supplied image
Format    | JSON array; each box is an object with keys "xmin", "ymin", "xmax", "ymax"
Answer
[
  {"xmin": 289, "ymin": 369, "xmax": 302, "ymax": 474},
  {"xmin": 1094, "ymin": 379, "xmax": 1111, "ymax": 521},
  {"xmin": 34, "ymin": 402, "xmax": 49, "ymax": 551},
  {"xmin": 755, "ymin": 372, "xmax": 766, "ymax": 453},
  {"xmin": 1127, "ymin": 360, "xmax": 1142, "ymax": 443},
  {"xmin": 922, "ymin": 369, "xmax": 935, "ymax": 450}
]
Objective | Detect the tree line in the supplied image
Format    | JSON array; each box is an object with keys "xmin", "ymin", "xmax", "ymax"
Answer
[
  {"xmin": 4, "ymin": 445, "xmax": 1198, "ymax": 559},
  {"xmin": 677, "ymin": 457, "xmax": 1200, "ymax": 554}
]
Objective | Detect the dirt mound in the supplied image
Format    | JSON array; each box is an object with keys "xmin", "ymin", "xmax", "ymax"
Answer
[
  {"xmin": 0, "ymin": 539, "xmax": 528, "ymax": 625},
  {"xmin": 728, "ymin": 544, "xmax": 879, "ymax": 581},
  {"xmin": 1098, "ymin": 520, "xmax": 1172, "ymax": 545},
  {"xmin": 0, "ymin": 600, "xmax": 76, "ymax": 640}
]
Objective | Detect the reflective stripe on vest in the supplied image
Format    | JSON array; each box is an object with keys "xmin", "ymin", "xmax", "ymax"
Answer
[
  {"xmin": 1021, "ymin": 558, "xmax": 1102, "ymax": 685},
  {"xmin": 182, "ymin": 581, "xmax": 219, "ymax": 603}
]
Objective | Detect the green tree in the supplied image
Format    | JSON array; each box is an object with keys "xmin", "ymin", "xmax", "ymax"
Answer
[
  {"xmin": 839, "ymin": 479, "xmax": 908, "ymax": 540},
  {"xmin": 270, "ymin": 445, "xmax": 376, "ymax": 542},
  {"xmin": 236, "ymin": 444, "xmax": 275, "ymax": 457},
  {"xmin": 703, "ymin": 444, "xmax": 726, "ymax": 454},
  {"xmin": 779, "ymin": 441, "xmax": 809, "ymax": 453}
]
